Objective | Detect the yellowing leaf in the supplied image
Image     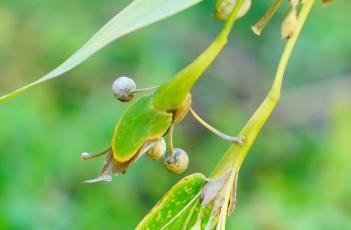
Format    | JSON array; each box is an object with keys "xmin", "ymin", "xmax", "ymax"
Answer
[{"xmin": 136, "ymin": 173, "xmax": 208, "ymax": 230}]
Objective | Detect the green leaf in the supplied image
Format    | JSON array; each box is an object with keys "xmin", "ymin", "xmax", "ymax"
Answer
[
  {"xmin": 136, "ymin": 171, "xmax": 240, "ymax": 229},
  {"xmin": 136, "ymin": 173, "xmax": 208, "ymax": 230},
  {"xmin": 0, "ymin": 0, "xmax": 204, "ymax": 103},
  {"xmin": 113, "ymin": 95, "xmax": 172, "ymax": 163}
]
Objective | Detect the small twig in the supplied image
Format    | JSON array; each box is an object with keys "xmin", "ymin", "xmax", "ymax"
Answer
[
  {"xmin": 251, "ymin": 0, "xmax": 282, "ymax": 35},
  {"xmin": 81, "ymin": 147, "xmax": 111, "ymax": 160},
  {"xmin": 190, "ymin": 107, "xmax": 244, "ymax": 144}
]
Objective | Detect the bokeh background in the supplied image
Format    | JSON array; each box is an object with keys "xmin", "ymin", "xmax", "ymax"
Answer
[{"xmin": 0, "ymin": 0, "xmax": 350, "ymax": 229}]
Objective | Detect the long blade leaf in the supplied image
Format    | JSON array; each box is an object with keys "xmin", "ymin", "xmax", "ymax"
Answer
[{"xmin": 0, "ymin": 0, "xmax": 203, "ymax": 103}]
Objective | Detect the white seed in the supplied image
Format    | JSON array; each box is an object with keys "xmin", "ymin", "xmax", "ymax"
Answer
[
  {"xmin": 112, "ymin": 76, "xmax": 136, "ymax": 102},
  {"xmin": 81, "ymin": 152, "xmax": 91, "ymax": 160},
  {"xmin": 147, "ymin": 138, "xmax": 166, "ymax": 160},
  {"xmin": 163, "ymin": 148, "xmax": 189, "ymax": 174}
]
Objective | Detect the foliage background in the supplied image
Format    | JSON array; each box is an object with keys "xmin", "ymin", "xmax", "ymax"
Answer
[{"xmin": 0, "ymin": 0, "xmax": 350, "ymax": 229}]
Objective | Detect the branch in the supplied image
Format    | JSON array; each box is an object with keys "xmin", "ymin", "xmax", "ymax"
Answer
[{"xmin": 211, "ymin": 0, "xmax": 315, "ymax": 178}]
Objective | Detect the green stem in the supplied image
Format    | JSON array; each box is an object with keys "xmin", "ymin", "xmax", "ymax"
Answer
[
  {"xmin": 153, "ymin": 0, "xmax": 245, "ymax": 111},
  {"xmin": 167, "ymin": 124, "xmax": 175, "ymax": 155},
  {"xmin": 211, "ymin": 0, "xmax": 315, "ymax": 178},
  {"xmin": 133, "ymin": 85, "xmax": 159, "ymax": 93}
]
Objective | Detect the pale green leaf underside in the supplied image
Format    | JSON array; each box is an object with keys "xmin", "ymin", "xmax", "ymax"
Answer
[{"xmin": 0, "ymin": 0, "xmax": 203, "ymax": 103}]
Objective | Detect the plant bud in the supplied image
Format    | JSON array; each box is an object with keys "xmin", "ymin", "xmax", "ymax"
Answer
[
  {"xmin": 147, "ymin": 138, "xmax": 166, "ymax": 160},
  {"xmin": 163, "ymin": 148, "xmax": 189, "ymax": 174},
  {"xmin": 112, "ymin": 76, "xmax": 136, "ymax": 102},
  {"xmin": 214, "ymin": 0, "xmax": 251, "ymax": 21},
  {"xmin": 281, "ymin": 7, "xmax": 298, "ymax": 39}
]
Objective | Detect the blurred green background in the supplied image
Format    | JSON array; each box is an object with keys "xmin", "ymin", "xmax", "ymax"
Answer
[{"xmin": 0, "ymin": 0, "xmax": 350, "ymax": 229}]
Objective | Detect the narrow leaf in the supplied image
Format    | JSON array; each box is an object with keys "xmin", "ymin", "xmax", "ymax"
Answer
[{"xmin": 0, "ymin": 0, "xmax": 203, "ymax": 103}]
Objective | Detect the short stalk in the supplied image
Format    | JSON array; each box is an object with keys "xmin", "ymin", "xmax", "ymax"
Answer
[
  {"xmin": 251, "ymin": 0, "xmax": 282, "ymax": 35},
  {"xmin": 81, "ymin": 147, "xmax": 111, "ymax": 160},
  {"xmin": 166, "ymin": 124, "xmax": 175, "ymax": 156},
  {"xmin": 133, "ymin": 85, "xmax": 159, "ymax": 93}
]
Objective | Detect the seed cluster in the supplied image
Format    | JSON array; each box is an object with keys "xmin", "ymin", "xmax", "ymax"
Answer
[{"xmin": 112, "ymin": 76, "xmax": 190, "ymax": 174}]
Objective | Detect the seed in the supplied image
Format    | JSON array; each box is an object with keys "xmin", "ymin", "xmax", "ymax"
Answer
[
  {"xmin": 147, "ymin": 138, "xmax": 166, "ymax": 160},
  {"xmin": 112, "ymin": 76, "xmax": 136, "ymax": 102},
  {"xmin": 163, "ymin": 148, "xmax": 189, "ymax": 174},
  {"xmin": 81, "ymin": 152, "xmax": 91, "ymax": 160}
]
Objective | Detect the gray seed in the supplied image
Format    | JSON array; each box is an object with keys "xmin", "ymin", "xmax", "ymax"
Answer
[
  {"xmin": 112, "ymin": 76, "xmax": 136, "ymax": 102},
  {"xmin": 163, "ymin": 148, "xmax": 189, "ymax": 174}
]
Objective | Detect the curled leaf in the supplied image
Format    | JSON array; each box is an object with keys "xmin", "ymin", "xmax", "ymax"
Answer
[
  {"xmin": 200, "ymin": 170, "xmax": 231, "ymax": 206},
  {"xmin": 83, "ymin": 139, "xmax": 158, "ymax": 183}
]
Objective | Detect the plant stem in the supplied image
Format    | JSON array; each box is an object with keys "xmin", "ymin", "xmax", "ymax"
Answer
[
  {"xmin": 189, "ymin": 107, "xmax": 243, "ymax": 143},
  {"xmin": 153, "ymin": 0, "xmax": 245, "ymax": 111},
  {"xmin": 133, "ymin": 85, "xmax": 160, "ymax": 93},
  {"xmin": 211, "ymin": 0, "xmax": 315, "ymax": 178},
  {"xmin": 167, "ymin": 124, "xmax": 175, "ymax": 155},
  {"xmin": 81, "ymin": 147, "xmax": 111, "ymax": 160}
]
